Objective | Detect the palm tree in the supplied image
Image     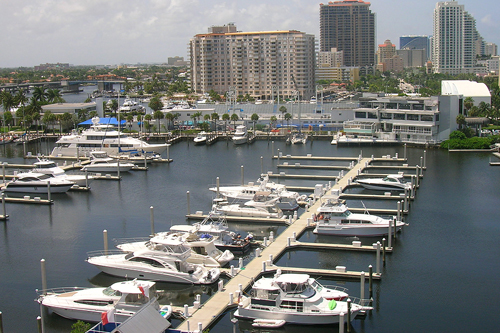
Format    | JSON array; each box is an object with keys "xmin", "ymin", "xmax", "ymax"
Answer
[
  {"xmin": 211, "ymin": 112, "xmax": 219, "ymax": 132},
  {"xmin": 456, "ymin": 114, "xmax": 466, "ymax": 130},
  {"xmin": 47, "ymin": 89, "xmax": 65, "ymax": 104},
  {"xmin": 270, "ymin": 115, "xmax": 278, "ymax": 129},
  {"xmin": 230, "ymin": 113, "xmax": 239, "ymax": 130},
  {"xmin": 222, "ymin": 113, "xmax": 230, "ymax": 133},
  {"xmin": 284, "ymin": 113, "xmax": 292, "ymax": 128},
  {"xmin": 61, "ymin": 112, "xmax": 73, "ymax": 132},
  {"xmin": 32, "ymin": 86, "xmax": 48, "ymax": 103},
  {"xmin": 251, "ymin": 113, "xmax": 259, "ymax": 133},
  {"xmin": 463, "ymin": 97, "xmax": 474, "ymax": 115},
  {"xmin": 153, "ymin": 110, "xmax": 164, "ymax": 135},
  {"xmin": 108, "ymin": 99, "xmax": 118, "ymax": 117},
  {"xmin": 15, "ymin": 90, "xmax": 28, "ymax": 132},
  {"xmin": 144, "ymin": 114, "xmax": 152, "ymax": 134},
  {"xmin": 164, "ymin": 112, "xmax": 174, "ymax": 130},
  {"xmin": 1, "ymin": 91, "xmax": 16, "ymax": 133},
  {"xmin": 126, "ymin": 114, "xmax": 134, "ymax": 131},
  {"xmin": 279, "ymin": 106, "xmax": 287, "ymax": 125}
]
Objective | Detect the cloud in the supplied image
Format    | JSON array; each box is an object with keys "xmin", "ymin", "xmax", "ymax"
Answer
[{"xmin": 481, "ymin": 14, "xmax": 499, "ymax": 27}]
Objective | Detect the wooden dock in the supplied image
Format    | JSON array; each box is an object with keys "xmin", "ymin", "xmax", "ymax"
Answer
[
  {"xmin": 277, "ymin": 164, "xmax": 350, "ymax": 170},
  {"xmin": 175, "ymin": 157, "xmax": 380, "ymax": 332},
  {"xmin": 267, "ymin": 173, "xmax": 339, "ymax": 181}
]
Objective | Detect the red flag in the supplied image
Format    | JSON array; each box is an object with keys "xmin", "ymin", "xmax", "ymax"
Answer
[
  {"xmin": 139, "ymin": 286, "xmax": 145, "ymax": 296},
  {"xmin": 101, "ymin": 309, "xmax": 115, "ymax": 325}
]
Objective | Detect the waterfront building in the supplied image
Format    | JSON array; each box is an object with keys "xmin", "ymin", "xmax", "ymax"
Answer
[
  {"xmin": 319, "ymin": 0, "xmax": 376, "ymax": 67},
  {"xmin": 318, "ymin": 48, "xmax": 344, "ymax": 67},
  {"xmin": 189, "ymin": 23, "xmax": 316, "ymax": 100},
  {"xmin": 432, "ymin": 1, "xmax": 483, "ymax": 74},
  {"xmin": 377, "ymin": 40, "xmax": 396, "ymax": 64},
  {"xmin": 316, "ymin": 48, "xmax": 359, "ymax": 82},
  {"xmin": 484, "ymin": 42, "xmax": 498, "ymax": 56},
  {"xmin": 41, "ymin": 102, "xmax": 97, "ymax": 116}
]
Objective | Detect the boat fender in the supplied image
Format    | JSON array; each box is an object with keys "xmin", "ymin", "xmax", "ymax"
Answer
[
  {"xmin": 328, "ymin": 299, "xmax": 337, "ymax": 310},
  {"xmin": 313, "ymin": 214, "xmax": 317, "ymax": 222}
]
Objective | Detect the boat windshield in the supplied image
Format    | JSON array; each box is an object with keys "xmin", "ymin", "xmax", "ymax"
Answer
[
  {"xmin": 102, "ymin": 287, "xmax": 122, "ymax": 297},
  {"xmin": 383, "ymin": 176, "xmax": 398, "ymax": 183},
  {"xmin": 310, "ymin": 280, "xmax": 323, "ymax": 292}
]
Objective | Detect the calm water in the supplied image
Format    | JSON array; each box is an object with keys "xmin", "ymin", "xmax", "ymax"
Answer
[{"xmin": 0, "ymin": 131, "xmax": 499, "ymax": 332}]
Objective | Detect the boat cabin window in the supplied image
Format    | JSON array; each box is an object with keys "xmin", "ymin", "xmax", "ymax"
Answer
[
  {"xmin": 277, "ymin": 282, "xmax": 306, "ymax": 293},
  {"xmin": 383, "ymin": 176, "xmax": 398, "ymax": 183},
  {"xmin": 129, "ymin": 256, "xmax": 165, "ymax": 268},
  {"xmin": 125, "ymin": 293, "xmax": 148, "ymax": 304},
  {"xmin": 191, "ymin": 246, "xmax": 207, "ymax": 255},
  {"xmin": 280, "ymin": 300, "xmax": 304, "ymax": 312},
  {"xmin": 254, "ymin": 289, "xmax": 279, "ymax": 300},
  {"xmin": 74, "ymin": 300, "xmax": 114, "ymax": 306}
]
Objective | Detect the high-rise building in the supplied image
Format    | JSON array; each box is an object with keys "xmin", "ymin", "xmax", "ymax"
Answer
[
  {"xmin": 189, "ymin": 24, "xmax": 316, "ymax": 99},
  {"xmin": 432, "ymin": 1, "xmax": 482, "ymax": 74},
  {"xmin": 485, "ymin": 43, "xmax": 498, "ymax": 56},
  {"xmin": 377, "ymin": 40, "xmax": 396, "ymax": 64},
  {"xmin": 400, "ymin": 35, "xmax": 430, "ymax": 60},
  {"xmin": 319, "ymin": 0, "xmax": 375, "ymax": 67}
]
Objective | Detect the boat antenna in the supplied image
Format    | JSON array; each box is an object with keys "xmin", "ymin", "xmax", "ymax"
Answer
[{"xmin": 361, "ymin": 201, "xmax": 370, "ymax": 215}]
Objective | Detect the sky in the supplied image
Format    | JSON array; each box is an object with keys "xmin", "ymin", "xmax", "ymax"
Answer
[{"xmin": 1, "ymin": 0, "xmax": 499, "ymax": 68}]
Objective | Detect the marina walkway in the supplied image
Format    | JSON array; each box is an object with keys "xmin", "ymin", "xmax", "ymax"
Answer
[{"xmin": 175, "ymin": 158, "xmax": 377, "ymax": 332}]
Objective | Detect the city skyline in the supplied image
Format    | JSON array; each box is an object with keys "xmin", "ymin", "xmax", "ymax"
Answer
[{"xmin": 0, "ymin": 0, "xmax": 498, "ymax": 68}]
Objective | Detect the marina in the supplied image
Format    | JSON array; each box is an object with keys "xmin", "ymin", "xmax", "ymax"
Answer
[{"xmin": 0, "ymin": 139, "xmax": 498, "ymax": 333}]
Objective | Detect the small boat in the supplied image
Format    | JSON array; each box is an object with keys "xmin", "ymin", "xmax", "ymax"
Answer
[
  {"xmin": 81, "ymin": 151, "xmax": 135, "ymax": 173},
  {"xmin": 232, "ymin": 125, "xmax": 248, "ymax": 145},
  {"xmin": 2, "ymin": 172, "xmax": 74, "ymax": 193},
  {"xmin": 32, "ymin": 158, "xmax": 94, "ymax": 187},
  {"xmin": 170, "ymin": 213, "xmax": 253, "ymax": 254},
  {"xmin": 356, "ymin": 174, "xmax": 412, "ymax": 191},
  {"xmin": 252, "ymin": 319, "xmax": 286, "ymax": 328},
  {"xmin": 37, "ymin": 280, "xmax": 168, "ymax": 323},
  {"xmin": 193, "ymin": 131, "xmax": 208, "ymax": 145},
  {"xmin": 313, "ymin": 195, "xmax": 407, "ymax": 237},
  {"xmin": 86, "ymin": 249, "xmax": 220, "ymax": 285},
  {"xmin": 235, "ymin": 271, "xmax": 370, "ymax": 325},
  {"xmin": 119, "ymin": 99, "xmax": 145, "ymax": 113}
]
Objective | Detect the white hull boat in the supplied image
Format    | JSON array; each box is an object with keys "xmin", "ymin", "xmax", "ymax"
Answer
[
  {"xmin": 81, "ymin": 151, "xmax": 135, "ymax": 173},
  {"xmin": 356, "ymin": 174, "xmax": 412, "ymax": 191},
  {"xmin": 2, "ymin": 172, "xmax": 74, "ymax": 193},
  {"xmin": 32, "ymin": 159, "xmax": 94, "ymax": 187},
  {"xmin": 37, "ymin": 280, "xmax": 167, "ymax": 323},
  {"xmin": 193, "ymin": 132, "xmax": 208, "ymax": 145},
  {"xmin": 86, "ymin": 250, "xmax": 220, "ymax": 285},
  {"xmin": 235, "ymin": 271, "xmax": 370, "ymax": 325},
  {"xmin": 313, "ymin": 195, "xmax": 407, "ymax": 237},
  {"xmin": 232, "ymin": 125, "xmax": 248, "ymax": 145},
  {"xmin": 212, "ymin": 196, "xmax": 284, "ymax": 219},
  {"xmin": 51, "ymin": 117, "xmax": 168, "ymax": 157},
  {"xmin": 290, "ymin": 133, "xmax": 307, "ymax": 144}
]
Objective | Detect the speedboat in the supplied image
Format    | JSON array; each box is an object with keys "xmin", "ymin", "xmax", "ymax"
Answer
[
  {"xmin": 2, "ymin": 172, "xmax": 74, "ymax": 193},
  {"xmin": 212, "ymin": 195, "xmax": 284, "ymax": 219},
  {"xmin": 234, "ymin": 271, "xmax": 371, "ymax": 325},
  {"xmin": 170, "ymin": 213, "xmax": 252, "ymax": 254},
  {"xmin": 81, "ymin": 151, "xmax": 135, "ymax": 173},
  {"xmin": 51, "ymin": 117, "xmax": 168, "ymax": 156},
  {"xmin": 86, "ymin": 249, "xmax": 220, "ymax": 285},
  {"xmin": 115, "ymin": 231, "xmax": 234, "ymax": 267},
  {"xmin": 37, "ymin": 280, "xmax": 170, "ymax": 324},
  {"xmin": 32, "ymin": 158, "xmax": 94, "ymax": 187},
  {"xmin": 312, "ymin": 195, "xmax": 406, "ymax": 237},
  {"xmin": 193, "ymin": 132, "xmax": 208, "ymax": 145},
  {"xmin": 232, "ymin": 125, "xmax": 248, "ymax": 145},
  {"xmin": 209, "ymin": 174, "xmax": 300, "ymax": 211},
  {"xmin": 356, "ymin": 174, "xmax": 412, "ymax": 191}
]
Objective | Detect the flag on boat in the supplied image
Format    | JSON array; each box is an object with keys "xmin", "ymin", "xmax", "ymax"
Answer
[{"xmin": 101, "ymin": 308, "xmax": 115, "ymax": 325}]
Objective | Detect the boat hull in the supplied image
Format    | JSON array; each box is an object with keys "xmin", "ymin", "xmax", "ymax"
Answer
[
  {"xmin": 356, "ymin": 182, "xmax": 408, "ymax": 191},
  {"xmin": 235, "ymin": 307, "xmax": 360, "ymax": 325},
  {"xmin": 232, "ymin": 137, "xmax": 248, "ymax": 145},
  {"xmin": 82, "ymin": 165, "xmax": 133, "ymax": 173},
  {"xmin": 313, "ymin": 224, "xmax": 404, "ymax": 237},
  {"xmin": 3, "ymin": 183, "xmax": 73, "ymax": 193}
]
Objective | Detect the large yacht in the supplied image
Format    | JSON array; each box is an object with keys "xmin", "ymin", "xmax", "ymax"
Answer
[{"xmin": 51, "ymin": 117, "xmax": 169, "ymax": 157}]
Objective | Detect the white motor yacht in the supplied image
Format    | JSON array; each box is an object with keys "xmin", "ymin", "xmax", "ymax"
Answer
[
  {"xmin": 119, "ymin": 99, "xmax": 145, "ymax": 113},
  {"xmin": 115, "ymin": 231, "xmax": 234, "ymax": 267},
  {"xmin": 290, "ymin": 132, "xmax": 308, "ymax": 144},
  {"xmin": 37, "ymin": 280, "xmax": 170, "ymax": 324},
  {"xmin": 235, "ymin": 271, "xmax": 371, "ymax": 325},
  {"xmin": 356, "ymin": 174, "xmax": 412, "ymax": 191},
  {"xmin": 232, "ymin": 125, "xmax": 248, "ymax": 145},
  {"xmin": 51, "ymin": 117, "xmax": 168, "ymax": 157},
  {"xmin": 209, "ymin": 174, "xmax": 300, "ymax": 211},
  {"xmin": 2, "ymin": 172, "xmax": 74, "ymax": 193},
  {"xmin": 212, "ymin": 194, "xmax": 284, "ymax": 219},
  {"xmin": 313, "ymin": 195, "xmax": 407, "ymax": 237},
  {"xmin": 86, "ymin": 249, "xmax": 220, "ymax": 285},
  {"xmin": 32, "ymin": 158, "xmax": 94, "ymax": 187},
  {"xmin": 170, "ymin": 213, "xmax": 252, "ymax": 254},
  {"xmin": 193, "ymin": 132, "xmax": 208, "ymax": 145},
  {"xmin": 81, "ymin": 151, "xmax": 135, "ymax": 173}
]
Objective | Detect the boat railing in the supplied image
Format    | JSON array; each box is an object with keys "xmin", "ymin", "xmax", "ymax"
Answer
[
  {"xmin": 113, "ymin": 237, "xmax": 150, "ymax": 246},
  {"xmin": 322, "ymin": 285, "xmax": 349, "ymax": 294},
  {"xmin": 87, "ymin": 249, "xmax": 126, "ymax": 258},
  {"xmin": 345, "ymin": 296, "xmax": 373, "ymax": 309},
  {"xmin": 36, "ymin": 286, "xmax": 87, "ymax": 297}
]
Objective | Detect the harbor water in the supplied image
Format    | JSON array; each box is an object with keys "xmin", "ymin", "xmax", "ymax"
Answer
[{"xmin": 0, "ymin": 140, "xmax": 498, "ymax": 333}]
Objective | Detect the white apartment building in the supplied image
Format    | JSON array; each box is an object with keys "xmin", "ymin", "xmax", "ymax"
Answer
[
  {"xmin": 189, "ymin": 24, "xmax": 316, "ymax": 100},
  {"xmin": 432, "ymin": 1, "xmax": 481, "ymax": 74}
]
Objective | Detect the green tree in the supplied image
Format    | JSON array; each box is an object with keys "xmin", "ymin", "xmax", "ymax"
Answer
[
  {"xmin": 164, "ymin": 112, "xmax": 174, "ymax": 130},
  {"xmin": 211, "ymin": 112, "xmax": 219, "ymax": 132},
  {"xmin": 222, "ymin": 113, "xmax": 230, "ymax": 133},
  {"xmin": 230, "ymin": 113, "xmax": 239, "ymax": 129},
  {"xmin": 148, "ymin": 96, "xmax": 164, "ymax": 112},
  {"xmin": 47, "ymin": 89, "xmax": 65, "ymax": 103},
  {"xmin": 153, "ymin": 110, "xmax": 164, "ymax": 134},
  {"xmin": 270, "ymin": 115, "xmax": 278, "ymax": 129},
  {"xmin": 126, "ymin": 114, "xmax": 134, "ymax": 131},
  {"xmin": 251, "ymin": 113, "xmax": 259, "ymax": 132},
  {"xmin": 463, "ymin": 97, "xmax": 474, "ymax": 115},
  {"xmin": 144, "ymin": 114, "xmax": 152, "ymax": 134},
  {"xmin": 456, "ymin": 114, "xmax": 466, "ymax": 130},
  {"xmin": 279, "ymin": 106, "xmax": 287, "ymax": 125},
  {"xmin": 32, "ymin": 86, "xmax": 48, "ymax": 103},
  {"xmin": 284, "ymin": 113, "xmax": 292, "ymax": 127},
  {"xmin": 70, "ymin": 320, "xmax": 92, "ymax": 333}
]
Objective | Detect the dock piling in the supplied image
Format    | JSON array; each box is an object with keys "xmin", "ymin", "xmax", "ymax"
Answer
[
  {"xmin": 262, "ymin": 261, "xmax": 266, "ymax": 272},
  {"xmin": 382, "ymin": 238, "xmax": 386, "ymax": 264},
  {"xmin": 216, "ymin": 177, "xmax": 220, "ymax": 198},
  {"xmin": 150, "ymin": 206, "xmax": 155, "ymax": 235},
  {"xmin": 347, "ymin": 299, "xmax": 352, "ymax": 332},
  {"xmin": 184, "ymin": 304, "xmax": 189, "ymax": 318},
  {"xmin": 376, "ymin": 241, "xmax": 381, "ymax": 274},
  {"xmin": 238, "ymin": 258, "xmax": 243, "ymax": 269},
  {"xmin": 2, "ymin": 162, "xmax": 5, "ymax": 184},
  {"xmin": 2, "ymin": 193, "xmax": 6, "ymax": 220},
  {"xmin": 360, "ymin": 271, "xmax": 365, "ymax": 300},
  {"xmin": 40, "ymin": 259, "xmax": 47, "ymax": 295},
  {"xmin": 424, "ymin": 150, "xmax": 427, "ymax": 168},
  {"xmin": 229, "ymin": 293, "xmax": 234, "ymax": 305},
  {"xmin": 36, "ymin": 315, "xmax": 41, "ymax": 333},
  {"xmin": 241, "ymin": 165, "xmax": 244, "ymax": 186},
  {"xmin": 388, "ymin": 219, "xmax": 393, "ymax": 248},
  {"xmin": 260, "ymin": 156, "xmax": 263, "ymax": 175},
  {"xmin": 47, "ymin": 181, "xmax": 51, "ymax": 202},
  {"xmin": 103, "ymin": 230, "xmax": 108, "ymax": 254},
  {"xmin": 339, "ymin": 312, "xmax": 345, "ymax": 333},
  {"xmin": 368, "ymin": 265, "xmax": 373, "ymax": 296},
  {"xmin": 186, "ymin": 191, "xmax": 191, "ymax": 215}
]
